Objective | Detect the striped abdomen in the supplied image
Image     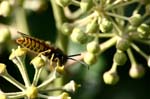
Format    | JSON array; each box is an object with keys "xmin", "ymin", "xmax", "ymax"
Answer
[
  {"xmin": 16, "ymin": 36, "xmax": 68, "ymax": 65},
  {"xmin": 16, "ymin": 37, "xmax": 51, "ymax": 53}
]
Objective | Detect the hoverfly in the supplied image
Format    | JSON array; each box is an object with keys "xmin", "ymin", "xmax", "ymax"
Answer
[{"xmin": 16, "ymin": 31, "xmax": 88, "ymax": 68}]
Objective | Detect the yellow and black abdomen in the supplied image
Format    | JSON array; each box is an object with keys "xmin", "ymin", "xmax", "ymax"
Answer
[
  {"xmin": 16, "ymin": 37, "xmax": 50, "ymax": 53},
  {"xmin": 16, "ymin": 35, "xmax": 68, "ymax": 65}
]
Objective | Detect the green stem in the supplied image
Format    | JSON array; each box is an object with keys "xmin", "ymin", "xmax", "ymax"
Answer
[
  {"xmin": 32, "ymin": 67, "xmax": 43, "ymax": 86},
  {"xmin": 105, "ymin": 0, "xmax": 138, "ymax": 10},
  {"xmin": 106, "ymin": 12, "xmax": 129, "ymax": 21},
  {"xmin": 88, "ymin": 33, "xmax": 115, "ymax": 38},
  {"xmin": 50, "ymin": 0, "xmax": 68, "ymax": 52},
  {"xmin": 15, "ymin": 6, "xmax": 29, "ymax": 34},
  {"xmin": 37, "ymin": 71, "xmax": 57, "ymax": 89},
  {"xmin": 110, "ymin": 62, "xmax": 117, "ymax": 72},
  {"xmin": 100, "ymin": 36, "xmax": 118, "ymax": 53},
  {"xmin": 2, "ymin": 72, "xmax": 26, "ymax": 91},
  {"xmin": 131, "ymin": 43, "xmax": 148, "ymax": 59},
  {"xmin": 50, "ymin": 0, "xmax": 69, "ymax": 95},
  {"xmin": 71, "ymin": 0, "xmax": 80, "ymax": 6},
  {"xmin": 15, "ymin": 56, "xmax": 31, "ymax": 87},
  {"xmin": 127, "ymin": 48, "xmax": 137, "ymax": 65},
  {"xmin": 39, "ymin": 87, "xmax": 64, "ymax": 93},
  {"xmin": 8, "ymin": 93, "xmax": 25, "ymax": 99}
]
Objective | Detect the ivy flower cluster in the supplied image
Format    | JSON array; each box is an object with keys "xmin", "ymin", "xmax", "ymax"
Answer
[
  {"xmin": 0, "ymin": 46, "xmax": 80, "ymax": 99},
  {"xmin": 0, "ymin": 1, "xmax": 150, "ymax": 99},
  {"xmin": 56, "ymin": 0, "xmax": 150, "ymax": 85}
]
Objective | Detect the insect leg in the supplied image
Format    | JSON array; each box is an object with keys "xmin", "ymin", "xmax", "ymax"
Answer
[{"xmin": 38, "ymin": 49, "xmax": 51, "ymax": 56}]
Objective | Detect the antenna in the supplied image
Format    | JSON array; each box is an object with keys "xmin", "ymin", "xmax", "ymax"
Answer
[
  {"xmin": 68, "ymin": 54, "xmax": 89, "ymax": 69},
  {"xmin": 68, "ymin": 53, "xmax": 81, "ymax": 57}
]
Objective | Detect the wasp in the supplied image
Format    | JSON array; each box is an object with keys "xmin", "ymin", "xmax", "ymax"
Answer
[{"xmin": 16, "ymin": 31, "xmax": 87, "ymax": 68}]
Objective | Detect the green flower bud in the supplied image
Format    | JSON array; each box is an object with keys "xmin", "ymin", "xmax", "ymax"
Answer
[
  {"xmin": 61, "ymin": 23, "xmax": 73, "ymax": 35},
  {"xmin": 0, "ymin": 91, "xmax": 7, "ymax": 99},
  {"xmin": 86, "ymin": 18, "xmax": 98, "ymax": 33},
  {"xmin": 86, "ymin": 40, "xmax": 100, "ymax": 54},
  {"xmin": 55, "ymin": 65, "xmax": 65, "ymax": 75},
  {"xmin": 9, "ymin": 46, "xmax": 27, "ymax": 60},
  {"xmin": 145, "ymin": 4, "xmax": 150, "ymax": 15},
  {"xmin": 116, "ymin": 37, "xmax": 130, "ymax": 51},
  {"xmin": 56, "ymin": 0, "xmax": 71, "ymax": 7},
  {"xmin": 0, "ymin": 63, "xmax": 7, "ymax": 76},
  {"xmin": 137, "ymin": 23, "xmax": 150, "ymax": 38},
  {"xmin": 63, "ymin": 80, "xmax": 81, "ymax": 93},
  {"xmin": 83, "ymin": 52, "xmax": 97, "ymax": 65},
  {"xmin": 103, "ymin": 70, "xmax": 119, "ymax": 85},
  {"xmin": 70, "ymin": 27, "xmax": 88, "ymax": 44},
  {"xmin": 24, "ymin": 0, "xmax": 47, "ymax": 12},
  {"xmin": 26, "ymin": 86, "xmax": 38, "ymax": 99},
  {"xmin": 127, "ymin": 25, "xmax": 137, "ymax": 32},
  {"xmin": 80, "ymin": 0, "xmax": 93, "ymax": 13},
  {"xmin": 113, "ymin": 51, "xmax": 127, "ymax": 65},
  {"xmin": 99, "ymin": 18, "xmax": 113, "ymax": 32},
  {"xmin": 0, "ymin": 1, "xmax": 11, "ymax": 17},
  {"xmin": 129, "ymin": 64, "xmax": 145, "ymax": 79},
  {"xmin": 0, "ymin": 27, "xmax": 11, "ymax": 43},
  {"xmin": 31, "ymin": 56, "xmax": 46, "ymax": 69},
  {"xmin": 129, "ymin": 14, "xmax": 142, "ymax": 27}
]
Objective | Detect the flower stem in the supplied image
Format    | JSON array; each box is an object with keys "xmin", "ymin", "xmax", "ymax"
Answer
[
  {"xmin": 32, "ymin": 68, "xmax": 43, "ymax": 86},
  {"xmin": 14, "ymin": 56, "xmax": 31, "ymax": 87},
  {"xmin": 100, "ymin": 36, "xmax": 118, "ymax": 53},
  {"xmin": 127, "ymin": 48, "xmax": 137, "ymax": 65},
  {"xmin": 15, "ymin": 6, "xmax": 29, "ymax": 34},
  {"xmin": 131, "ymin": 43, "xmax": 149, "ymax": 59},
  {"xmin": 2, "ymin": 72, "xmax": 25, "ymax": 91},
  {"xmin": 37, "ymin": 71, "xmax": 57, "ymax": 89}
]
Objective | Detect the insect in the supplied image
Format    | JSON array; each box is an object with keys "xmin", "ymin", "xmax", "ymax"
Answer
[{"xmin": 16, "ymin": 31, "xmax": 88, "ymax": 68}]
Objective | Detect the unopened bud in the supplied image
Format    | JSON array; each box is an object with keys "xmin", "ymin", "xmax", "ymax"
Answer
[
  {"xmin": 103, "ymin": 70, "xmax": 119, "ymax": 85},
  {"xmin": 129, "ymin": 64, "xmax": 145, "ymax": 79}
]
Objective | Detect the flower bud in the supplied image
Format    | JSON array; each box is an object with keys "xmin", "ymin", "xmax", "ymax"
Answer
[
  {"xmin": 70, "ymin": 27, "xmax": 88, "ymax": 44},
  {"xmin": 145, "ymin": 4, "xmax": 150, "ymax": 15},
  {"xmin": 9, "ymin": 46, "xmax": 27, "ymax": 60},
  {"xmin": 137, "ymin": 23, "xmax": 150, "ymax": 38},
  {"xmin": 113, "ymin": 51, "xmax": 127, "ymax": 65},
  {"xmin": 116, "ymin": 37, "xmax": 130, "ymax": 51},
  {"xmin": 63, "ymin": 80, "xmax": 80, "ymax": 93},
  {"xmin": 127, "ymin": 25, "xmax": 137, "ymax": 32},
  {"xmin": 0, "ymin": 27, "xmax": 11, "ymax": 43},
  {"xmin": 83, "ymin": 52, "xmax": 97, "ymax": 65},
  {"xmin": 61, "ymin": 23, "xmax": 73, "ymax": 35},
  {"xmin": 55, "ymin": 65, "xmax": 65, "ymax": 75},
  {"xmin": 0, "ymin": 63, "xmax": 7, "ymax": 76},
  {"xmin": 26, "ymin": 86, "xmax": 38, "ymax": 99},
  {"xmin": 31, "ymin": 56, "xmax": 46, "ymax": 69},
  {"xmin": 129, "ymin": 14, "xmax": 142, "ymax": 27},
  {"xmin": 0, "ymin": 91, "xmax": 7, "ymax": 99},
  {"xmin": 129, "ymin": 64, "xmax": 145, "ymax": 79},
  {"xmin": 23, "ymin": 0, "xmax": 47, "ymax": 12},
  {"xmin": 86, "ymin": 18, "xmax": 98, "ymax": 33},
  {"xmin": 99, "ymin": 18, "xmax": 113, "ymax": 33},
  {"xmin": 103, "ymin": 70, "xmax": 119, "ymax": 85},
  {"xmin": 56, "ymin": 0, "xmax": 71, "ymax": 7},
  {"xmin": 86, "ymin": 40, "xmax": 100, "ymax": 54},
  {"xmin": 0, "ymin": 1, "xmax": 11, "ymax": 17},
  {"xmin": 80, "ymin": 0, "xmax": 93, "ymax": 13}
]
